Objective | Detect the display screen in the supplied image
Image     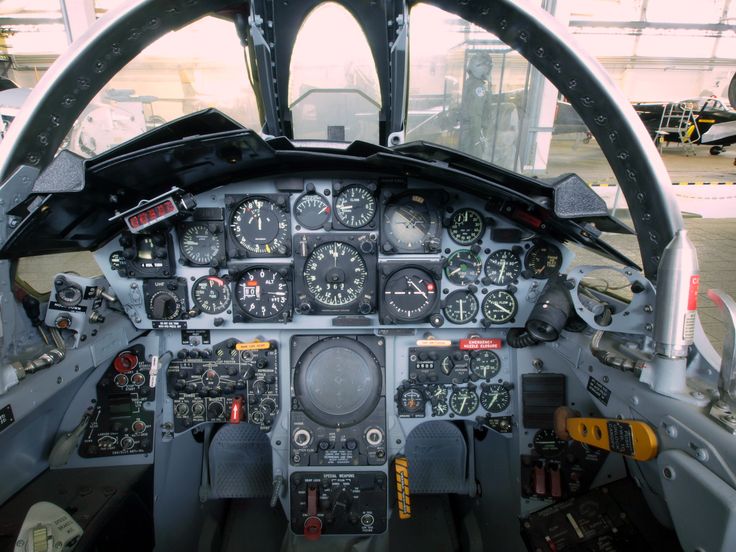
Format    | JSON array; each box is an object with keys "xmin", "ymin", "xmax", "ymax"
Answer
[{"xmin": 126, "ymin": 198, "xmax": 178, "ymax": 232}]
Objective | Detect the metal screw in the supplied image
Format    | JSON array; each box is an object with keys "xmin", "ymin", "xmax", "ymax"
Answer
[
  {"xmin": 691, "ymin": 391, "xmax": 705, "ymax": 400},
  {"xmin": 602, "ymin": 375, "xmax": 609, "ymax": 383},
  {"xmin": 663, "ymin": 467, "xmax": 674, "ymax": 479},
  {"xmin": 645, "ymin": 323, "xmax": 653, "ymax": 331},
  {"xmin": 631, "ymin": 396, "xmax": 639, "ymax": 406},
  {"xmin": 695, "ymin": 448, "xmax": 709, "ymax": 462},
  {"xmin": 665, "ymin": 425, "xmax": 677, "ymax": 438},
  {"xmin": 644, "ymin": 305, "xmax": 653, "ymax": 313}
]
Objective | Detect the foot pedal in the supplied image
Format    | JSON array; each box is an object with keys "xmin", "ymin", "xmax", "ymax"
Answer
[
  {"xmin": 405, "ymin": 421, "xmax": 468, "ymax": 493},
  {"xmin": 208, "ymin": 424, "xmax": 272, "ymax": 498}
]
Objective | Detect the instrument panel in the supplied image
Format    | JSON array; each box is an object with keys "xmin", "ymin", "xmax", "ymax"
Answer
[{"xmin": 97, "ymin": 178, "xmax": 570, "ymax": 332}]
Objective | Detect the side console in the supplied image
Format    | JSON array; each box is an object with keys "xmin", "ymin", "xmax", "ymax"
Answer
[
  {"xmin": 290, "ymin": 335, "xmax": 387, "ymax": 466},
  {"xmin": 79, "ymin": 345, "xmax": 155, "ymax": 457},
  {"xmin": 167, "ymin": 339, "xmax": 279, "ymax": 432}
]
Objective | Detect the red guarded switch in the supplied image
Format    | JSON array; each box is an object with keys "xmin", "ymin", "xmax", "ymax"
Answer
[
  {"xmin": 549, "ymin": 462, "xmax": 562, "ymax": 499},
  {"xmin": 229, "ymin": 397, "xmax": 244, "ymax": 424},
  {"xmin": 304, "ymin": 485, "xmax": 322, "ymax": 541},
  {"xmin": 533, "ymin": 461, "xmax": 546, "ymax": 497}
]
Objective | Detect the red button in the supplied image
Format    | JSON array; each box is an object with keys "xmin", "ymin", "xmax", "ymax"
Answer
[
  {"xmin": 132, "ymin": 421, "xmax": 146, "ymax": 433},
  {"xmin": 114, "ymin": 352, "xmax": 138, "ymax": 373}
]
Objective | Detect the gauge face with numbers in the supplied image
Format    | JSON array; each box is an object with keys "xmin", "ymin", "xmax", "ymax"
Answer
[
  {"xmin": 470, "ymin": 350, "xmax": 501, "ymax": 380},
  {"xmin": 304, "ymin": 242, "xmax": 368, "ymax": 307},
  {"xmin": 192, "ymin": 276, "xmax": 230, "ymax": 314},
  {"xmin": 525, "ymin": 243, "xmax": 563, "ymax": 279},
  {"xmin": 481, "ymin": 289, "xmax": 518, "ymax": 324},
  {"xmin": 449, "ymin": 387, "xmax": 479, "ymax": 416},
  {"xmin": 294, "ymin": 193, "xmax": 331, "ymax": 229},
  {"xmin": 480, "ymin": 383, "xmax": 511, "ymax": 413},
  {"xmin": 235, "ymin": 267, "xmax": 289, "ymax": 319},
  {"xmin": 484, "ymin": 249, "xmax": 522, "ymax": 285},
  {"xmin": 445, "ymin": 250, "xmax": 482, "ymax": 285},
  {"xmin": 448, "ymin": 208, "xmax": 485, "ymax": 245},
  {"xmin": 229, "ymin": 197, "xmax": 289, "ymax": 255},
  {"xmin": 443, "ymin": 290, "xmax": 479, "ymax": 324},
  {"xmin": 179, "ymin": 223, "xmax": 222, "ymax": 265},
  {"xmin": 334, "ymin": 185, "xmax": 376, "ymax": 228}
]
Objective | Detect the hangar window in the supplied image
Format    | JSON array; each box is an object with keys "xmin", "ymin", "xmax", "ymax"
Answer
[
  {"xmin": 289, "ymin": 2, "xmax": 380, "ymax": 143},
  {"xmin": 63, "ymin": 16, "xmax": 260, "ymax": 158}
]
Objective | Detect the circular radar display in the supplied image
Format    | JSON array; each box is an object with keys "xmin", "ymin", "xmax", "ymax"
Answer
[
  {"xmin": 383, "ymin": 194, "xmax": 441, "ymax": 252},
  {"xmin": 445, "ymin": 250, "xmax": 482, "ymax": 285},
  {"xmin": 334, "ymin": 185, "xmax": 376, "ymax": 228},
  {"xmin": 470, "ymin": 350, "xmax": 501, "ymax": 380},
  {"xmin": 482, "ymin": 289, "xmax": 518, "ymax": 324},
  {"xmin": 179, "ymin": 224, "xmax": 222, "ymax": 265},
  {"xmin": 294, "ymin": 337, "xmax": 382, "ymax": 427},
  {"xmin": 448, "ymin": 208, "xmax": 485, "ymax": 245},
  {"xmin": 304, "ymin": 242, "xmax": 368, "ymax": 307},
  {"xmin": 229, "ymin": 197, "xmax": 289, "ymax": 255},
  {"xmin": 449, "ymin": 388, "xmax": 479, "ymax": 416},
  {"xmin": 443, "ymin": 290, "xmax": 479, "ymax": 325},
  {"xmin": 294, "ymin": 193, "xmax": 331, "ymax": 229},
  {"xmin": 525, "ymin": 243, "xmax": 563, "ymax": 279},
  {"xmin": 484, "ymin": 249, "xmax": 522, "ymax": 285},
  {"xmin": 235, "ymin": 267, "xmax": 289, "ymax": 319},
  {"xmin": 192, "ymin": 276, "xmax": 230, "ymax": 314},
  {"xmin": 383, "ymin": 267, "xmax": 438, "ymax": 322},
  {"xmin": 480, "ymin": 383, "xmax": 511, "ymax": 413}
]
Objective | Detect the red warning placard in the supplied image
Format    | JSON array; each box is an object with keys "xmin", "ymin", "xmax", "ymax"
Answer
[
  {"xmin": 459, "ymin": 338, "xmax": 502, "ymax": 350},
  {"xmin": 687, "ymin": 275, "xmax": 700, "ymax": 311}
]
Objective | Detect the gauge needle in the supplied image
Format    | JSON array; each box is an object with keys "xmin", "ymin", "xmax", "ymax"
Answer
[
  {"xmin": 408, "ymin": 278, "xmax": 428, "ymax": 299},
  {"xmin": 489, "ymin": 393, "xmax": 498, "ymax": 407},
  {"xmin": 319, "ymin": 206, "xmax": 328, "ymax": 214},
  {"xmin": 499, "ymin": 261, "xmax": 506, "ymax": 281},
  {"xmin": 493, "ymin": 302, "xmax": 512, "ymax": 314},
  {"xmin": 459, "ymin": 300, "xmax": 464, "ymax": 319},
  {"xmin": 449, "ymin": 267, "xmax": 463, "ymax": 276},
  {"xmin": 460, "ymin": 396, "xmax": 468, "ymax": 411}
]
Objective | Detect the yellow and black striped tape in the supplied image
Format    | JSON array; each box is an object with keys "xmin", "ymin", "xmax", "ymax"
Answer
[
  {"xmin": 589, "ymin": 181, "xmax": 736, "ymax": 187},
  {"xmin": 394, "ymin": 455, "xmax": 411, "ymax": 520}
]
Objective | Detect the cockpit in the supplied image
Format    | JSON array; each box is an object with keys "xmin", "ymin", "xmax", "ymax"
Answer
[{"xmin": 0, "ymin": 1, "xmax": 733, "ymax": 551}]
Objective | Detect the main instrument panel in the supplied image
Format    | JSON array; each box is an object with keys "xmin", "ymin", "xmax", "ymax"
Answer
[
  {"xmin": 85, "ymin": 176, "xmax": 571, "ymax": 538},
  {"xmin": 97, "ymin": 178, "xmax": 568, "ymax": 332}
]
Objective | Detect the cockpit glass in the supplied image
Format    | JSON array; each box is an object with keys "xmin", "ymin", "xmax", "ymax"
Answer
[
  {"xmin": 63, "ymin": 16, "xmax": 260, "ymax": 158},
  {"xmin": 289, "ymin": 2, "xmax": 381, "ymax": 143}
]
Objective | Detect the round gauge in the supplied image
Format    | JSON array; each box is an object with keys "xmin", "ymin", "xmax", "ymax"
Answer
[
  {"xmin": 304, "ymin": 242, "xmax": 368, "ymax": 307},
  {"xmin": 484, "ymin": 249, "xmax": 522, "ymax": 285},
  {"xmin": 382, "ymin": 194, "xmax": 441, "ymax": 252},
  {"xmin": 480, "ymin": 383, "xmax": 511, "ymax": 413},
  {"xmin": 481, "ymin": 289, "xmax": 518, "ymax": 324},
  {"xmin": 334, "ymin": 185, "xmax": 376, "ymax": 228},
  {"xmin": 449, "ymin": 388, "xmax": 479, "ymax": 416},
  {"xmin": 448, "ymin": 208, "xmax": 485, "ymax": 245},
  {"xmin": 192, "ymin": 276, "xmax": 230, "ymax": 314},
  {"xmin": 399, "ymin": 387, "xmax": 426, "ymax": 415},
  {"xmin": 428, "ymin": 384, "xmax": 448, "ymax": 402},
  {"xmin": 439, "ymin": 355, "xmax": 455, "ymax": 375},
  {"xmin": 443, "ymin": 290, "xmax": 479, "ymax": 324},
  {"xmin": 229, "ymin": 197, "xmax": 289, "ymax": 255},
  {"xmin": 525, "ymin": 243, "xmax": 563, "ymax": 279},
  {"xmin": 383, "ymin": 267, "xmax": 439, "ymax": 322},
  {"xmin": 235, "ymin": 267, "xmax": 289, "ymax": 319},
  {"xmin": 470, "ymin": 350, "xmax": 501, "ymax": 380},
  {"xmin": 445, "ymin": 250, "xmax": 482, "ymax": 285},
  {"xmin": 294, "ymin": 193, "xmax": 331, "ymax": 229},
  {"xmin": 533, "ymin": 429, "xmax": 567, "ymax": 459},
  {"xmin": 179, "ymin": 224, "xmax": 222, "ymax": 265},
  {"xmin": 433, "ymin": 401, "xmax": 449, "ymax": 416}
]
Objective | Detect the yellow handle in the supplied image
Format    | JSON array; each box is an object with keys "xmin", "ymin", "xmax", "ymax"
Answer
[{"xmin": 566, "ymin": 417, "xmax": 658, "ymax": 462}]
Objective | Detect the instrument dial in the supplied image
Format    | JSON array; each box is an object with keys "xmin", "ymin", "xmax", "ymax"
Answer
[
  {"xmin": 382, "ymin": 194, "xmax": 441, "ymax": 252},
  {"xmin": 229, "ymin": 197, "xmax": 289, "ymax": 255},
  {"xmin": 480, "ymin": 383, "xmax": 511, "ymax": 413},
  {"xmin": 470, "ymin": 350, "xmax": 501, "ymax": 380},
  {"xmin": 442, "ymin": 290, "xmax": 479, "ymax": 325},
  {"xmin": 235, "ymin": 267, "xmax": 289, "ymax": 319},
  {"xmin": 192, "ymin": 276, "xmax": 231, "ymax": 314},
  {"xmin": 400, "ymin": 387, "xmax": 426, "ymax": 415},
  {"xmin": 448, "ymin": 208, "xmax": 485, "ymax": 245},
  {"xmin": 179, "ymin": 224, "xmax": 222, "ymax": 265},
  {"xmin": 445, "ymin": 250, "xmax": 482, "ymax": 285},
  {"xmin": 481, "ymin": 289, "xmax": 518, "ymax": 324},
  {"xmin": 525, "ymin": 243, "xmax": 563, "ymax": 279},
  {"xmin": 294, "ymin": 193, "xmax": 331, "ymax": 229},
  {"xmin": 383, "ymin": 267, "xmax": 438, "ymax": 322},
  {"xmin": 334, "ymin": 185, "xmax": 376, "ymax": 228},
  {"xmin": 533, "ymin": 429, "xmax": 567, "ymax": 459},
  {"xmin": 484, "ymin": 249, "xmax": 522, "ymax": 285},
  {"xmin": 304, "ymin": 242, "xmax": 368, "ymax": 307},
  {"xmin": 449, "ymin": 388, "xmax": 479, "ymax": 416}
]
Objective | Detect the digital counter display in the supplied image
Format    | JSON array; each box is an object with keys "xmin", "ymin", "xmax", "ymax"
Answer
[{"xmin": 126, "ymin": 198, "xmax": 178, "ymax": 232}]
